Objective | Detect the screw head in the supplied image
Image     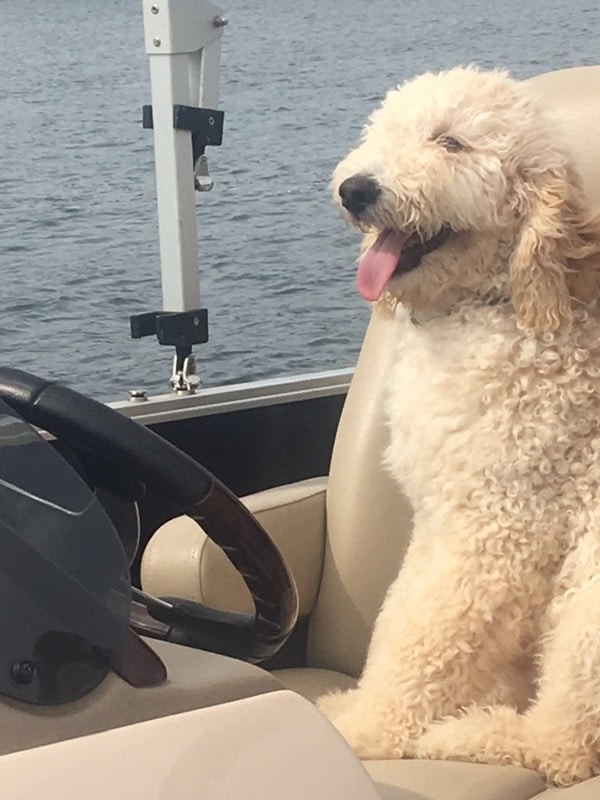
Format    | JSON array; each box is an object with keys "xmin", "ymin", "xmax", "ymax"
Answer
[
  {"xmin": 11, "ymin": 660, "xmax": 36, "ymax": 685},
  {"xmin": 212, "ymin": 15, "xmax": 228, "ymax": 27},
  {"xmin": 152, "ymin": 36, "xmax": 161, "ymax": 47},
  {"xmin": 150, "ymin": 4, "xmax": 159, "ymax": 13}
]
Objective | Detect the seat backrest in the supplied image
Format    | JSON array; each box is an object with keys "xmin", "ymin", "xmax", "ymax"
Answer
[{"xmin": 307, "ymin": 65, "xmax": 600, "ymax": 677}]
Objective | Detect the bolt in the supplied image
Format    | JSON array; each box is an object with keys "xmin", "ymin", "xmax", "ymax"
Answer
[
  {"xmin": 129, "ymin": 389, "xmax": 148, "ymax": 402},
  {"xmin": 150, "ymin": 4, "xmax": 159, "ymax": 13},
  {"xmin": 153, "ymin": 36, "xmax": 161, "ymax": 47},
  {"xmin": 11, "ymin": 660, "xmax": 36, "ymax": 685},
  {"xmin": 212, "ymin": 15, "xmax": 228, "ymax": 27},
  {"xmin": 208, "ymin": 116, "xmax": 215, "ymax": 126}
]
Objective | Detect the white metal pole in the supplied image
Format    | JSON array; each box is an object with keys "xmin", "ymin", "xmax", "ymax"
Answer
[{"xmin": 141, "ymin": 0, "xmax": 225, "ymax": 312}]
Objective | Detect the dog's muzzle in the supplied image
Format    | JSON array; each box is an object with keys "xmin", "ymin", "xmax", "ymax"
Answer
[{"xmin": 338, "ymin": 174, "xmax": 381, "ymax": 217}]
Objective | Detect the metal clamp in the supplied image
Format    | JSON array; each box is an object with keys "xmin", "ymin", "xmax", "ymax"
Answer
[{"xmin": 171, "ymin": 351, "xmax": 201, "ymax": 394}]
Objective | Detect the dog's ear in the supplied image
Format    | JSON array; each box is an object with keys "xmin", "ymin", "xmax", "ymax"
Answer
[{"xmin": 509, "ymin": 163, "xmax": 600, "ymax": 332}]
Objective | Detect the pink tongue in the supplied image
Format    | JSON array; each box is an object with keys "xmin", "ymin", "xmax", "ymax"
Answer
[{"xmin": 356, "ymin": 230, "xmax": 408, "ymax": 301}]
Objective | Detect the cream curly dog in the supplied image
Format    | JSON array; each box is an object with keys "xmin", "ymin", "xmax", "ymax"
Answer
[{"xmin": 318, "ymin": 65, "xmax": 600, "ymax": 786}]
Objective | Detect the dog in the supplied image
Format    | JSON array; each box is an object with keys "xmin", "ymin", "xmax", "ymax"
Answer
[{"xmin": 317, "ymin": 65, "xmax": 600, "ymax": 787}]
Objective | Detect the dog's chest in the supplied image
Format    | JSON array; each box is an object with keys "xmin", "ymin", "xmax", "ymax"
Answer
[
  {"xmin": 386, "ymin": 311, "xmax": 514, "ymax": 435},
  {"xmin": 383, "ymin": 308, "xmax": 600, "ymax": 502},
  {"xmin": 385, "ymin": 316, "xmax": 501, "ymax": 475}
]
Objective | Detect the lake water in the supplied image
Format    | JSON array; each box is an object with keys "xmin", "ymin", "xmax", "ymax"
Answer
[{"xmin": 1, "ymin": 0, "xmax": 600, "ymax": 399}]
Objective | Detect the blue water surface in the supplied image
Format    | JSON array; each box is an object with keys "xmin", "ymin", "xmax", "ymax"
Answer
[{"xmin": 1, "ymin": 0, "xmax": 598, "ymax": 399}]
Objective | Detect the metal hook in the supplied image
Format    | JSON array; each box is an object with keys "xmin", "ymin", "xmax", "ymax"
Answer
[{"xmin": 194, "ymin": 154, "xmax": 214, "ymax": 192}]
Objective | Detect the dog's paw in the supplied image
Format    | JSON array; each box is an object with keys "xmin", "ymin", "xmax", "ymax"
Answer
[
  {"xmin": 537, "ymin": 753, "xmax": 600, "ymax": 788},
  {"xmin": 415, "ymin": 706, "xmax": 524, "ymax": 765},
  {"xmin": 328, "ymin": 710, "xmax": 405, "ymax": 760},
  {"xmin": 316, "ymin": 688, "xmax": 359, "ymax": 719},
  {"xmin": 317, "ymin": 691, "xmax": 408, "ymax": 759},
  {"xmin": 416, "ymin": 706, "xmax": 600, "ymax": 786}
]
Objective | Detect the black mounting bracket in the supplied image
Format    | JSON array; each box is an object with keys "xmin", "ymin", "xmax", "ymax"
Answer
[
  {"xmin": 142, "ymin": 104, "xmax": 224, "ymax": 166},
  {"xmin": 130, "ymin": 309, "xmax": 209, "ymax": 383},
  {"xmin": 130, "ymin": 309, "xmax": 209, "ymax": 349}
]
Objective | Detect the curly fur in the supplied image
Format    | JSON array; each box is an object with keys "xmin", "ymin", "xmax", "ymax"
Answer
[{"xmin": 318, "ymin": 66, "xmax": 600, "ymax": 786}]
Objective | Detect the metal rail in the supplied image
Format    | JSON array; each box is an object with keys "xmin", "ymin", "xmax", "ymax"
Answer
[{"xmin": 113, "ymin": 368, "xmax": 353, "ymax": 426}]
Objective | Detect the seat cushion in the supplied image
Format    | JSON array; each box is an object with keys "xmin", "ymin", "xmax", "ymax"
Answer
[
  {"xmin": 365, "ymin": 760, "xmax": 545, "ymax": 800},
  {"xmin": 366, "ymin": 761, "xmax": 600, "ymax": 800},
  {"xmin": 141, "ymin": 478, "xmax": 327, "ymax": 617},
  {"xmin": 542, "ymin": 778, "xmax": 600, "ymax": 798},
  {"xmin": 273, "ymin": 667, "xmax": 358, "ymax": 703}
]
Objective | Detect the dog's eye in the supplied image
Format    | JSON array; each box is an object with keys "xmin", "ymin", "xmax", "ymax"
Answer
[{"xmin": 437, "ymin": 135, "xmax": 464, "ymax": 153}]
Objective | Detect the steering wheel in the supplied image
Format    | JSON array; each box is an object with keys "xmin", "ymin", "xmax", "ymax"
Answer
[{"xmin": 0, "ymin": 368, "xmax": 299, "ymax": 663}]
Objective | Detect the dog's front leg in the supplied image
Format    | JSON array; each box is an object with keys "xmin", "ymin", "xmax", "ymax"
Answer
[
  {"xmin": 317, "ymin": 540, "xmax": 527, "ymax": 760},
  {"xmin": 414, "ymin": 571, "xmax": 600, "ymax": 785}
]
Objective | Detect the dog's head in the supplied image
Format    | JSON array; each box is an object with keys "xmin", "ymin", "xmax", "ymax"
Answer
[{"xmin": 333, "ymin": 65, "xmax": 600, "ymax": 330}]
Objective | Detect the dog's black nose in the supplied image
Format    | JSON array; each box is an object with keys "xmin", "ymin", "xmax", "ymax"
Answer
[{"xmin": 338, "ymin": 174, "xmax": 381, "ymax": 215}]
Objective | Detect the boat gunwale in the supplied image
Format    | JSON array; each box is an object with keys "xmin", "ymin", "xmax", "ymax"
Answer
[{"xmin": 111, "ymin": 368, "xmax": 353, "ymax": 426}]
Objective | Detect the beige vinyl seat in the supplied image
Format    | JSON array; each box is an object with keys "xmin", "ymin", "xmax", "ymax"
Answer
[{"xmin": 141, "ymin": 66, "xmax": 600, "ymax": 800}]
